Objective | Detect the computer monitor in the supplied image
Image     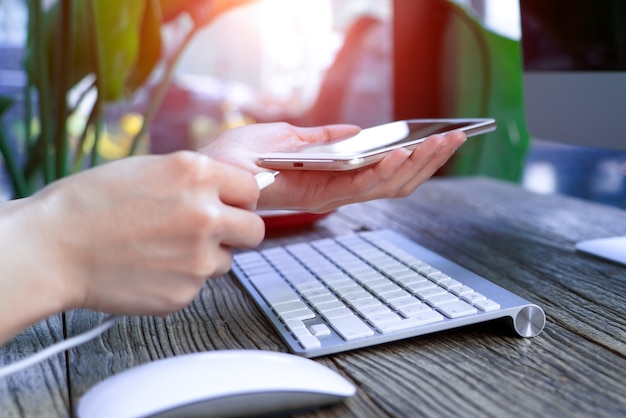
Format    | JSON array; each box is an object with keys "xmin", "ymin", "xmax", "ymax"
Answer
[{"xmin": 519, "ymin": 0, "xmax": 626, "ymax": 265}]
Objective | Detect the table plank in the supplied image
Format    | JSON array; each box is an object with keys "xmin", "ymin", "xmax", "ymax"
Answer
[{"xmin": 0, "ymin": 316, "xmax": 69, "ymax": 418}]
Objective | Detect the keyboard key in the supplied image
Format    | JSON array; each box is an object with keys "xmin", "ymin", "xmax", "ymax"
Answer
[
  {"xmin": 398, "ymin": 303, "xmax": 432, "ymax": 317},
  {"xmin": 405, "ymin": 280, "xmax": 437, "ymax": 293},
  {"xmin": 395, "ymin": 275, "xmax": 429, "ymax": 288},
  {"xmin": 425, "ymin": 293, "xmax": 459, "ymax": 307},
  {"xmin": 379, "ymin": 289, "xmax": 413, "ymax": 303},
  {"xmin": 375, "ymin": 311, "xmax": 444, "ymax": 333},
  {"xmin": 292, "ymin": 329, "xmax": 322, "ymax": 350},
  {"xmin": 474, "ymin": 299, "xmax": 501, "ymax": 312},
  {"xmin": 358, "ymin": 271, "xmax": 388, "ymax": 283},
  {"xmin": 367, "ymin": 310, "xmax": 403, "ymax": 323},
  {"xmin": 418, "ymin": 266, "xmax": 440, "ymax": 277},
  {"xmin": 284, "ymin": 319, "xmax": 306, "ymax": 333},
  {"xmin": 273, "ymin": 300, "xmax": 311, "ymax": 315},
  {"xmin": 437, "ymin": 300, "xmax": 478, "ymax": 318},
  {"xmin": 362, "ymin": 278, "xmax": 391, "ymax": 291},
  {"xmin": 278, "ymin": 308, "xmax": 316, "ymax": 321},
  {"xmin": 358, "ymin": 304, "xmax": 392, "ymax": 318},
  {"xmin": 343, "ymin": 292, "xmax": 375, "ymax": 303},
  {"xmin": 438, "ymin": 278, "xmax": 463, "ymax": 290},
  {"xmin": 390, "ymin": 270, "xmax": 422, "ymax": 282},
  {"xmin": 348, "ymin": 298, "xmax": 382, "ymax": 311},
  {"xmin": 248, "ymin": 273, "xmax": 300, "ymax": 305},
  {"xmin": 293, "ymin": 282, "xmax": 326, "ymax": 294},
  {"xmin": 309, "ymin": 324, "xmax": 332, "ymax": 337},
  {"xmin": 389, "ymin": 296, "xmax": 420, "ymax": 309},
  {"xmin": 321, "ymin": 307, "xmax": 353, "ymax": 320},
  {"xmin": 300, "ymin": 289, "xmax": 335, "ymax": 303},
  {"xmin": 327, "ymin": 315, "xmax": 375, "ymax": 340},
  {"xmin": 313, "ymin": 299, "xmax": 345, "ymax": 311},
  {"xmin": 367, "ymin": 312, "xmax": 404, "ymax": 329},
  {"xmin": 428, "ymin": 272, "xmax": 453, "ymax": 283},
  {"xmin": 327, "ymin": 278, "xmax": 357, "ymax": 291},
  {"xmin": 452, "ymin": 285, "xmax": 475, "ymax": 296},
  {"xmin": 414, "ymin": 286, "xmax": 447, "ymax": 300},
  {"xmin": 370, "ymin": 283, "xmax": 404, "ymax": 295},
  {"xmin": 298, "ymin": 334, "xmax": 322, "ymax": 350},
  {"xmin": 336, "ymin": 286, "xmax": 369, "ymax": 298},
  {"xmin": 463, "ymin": 292, "xmax": 487, "ymax": 303}
]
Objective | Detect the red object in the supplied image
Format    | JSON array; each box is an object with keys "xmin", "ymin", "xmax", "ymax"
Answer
[{"xmin": 259, "ymin": 210, "xmax": 331, "ymax": 230}]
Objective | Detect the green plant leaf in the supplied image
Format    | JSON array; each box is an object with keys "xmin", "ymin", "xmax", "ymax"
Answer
[
  {"xmin": 0, "ymin": 95, "xmax": 30, "ymax": 198},
  {"xmin": 0, "ymin": 96, "xmax": 14, "ymax": 116},
  {"xmin": 24, "ymin": 0, "xmax": 152, "ymax": 102},
  {"xmin": 91, "ymin": 0, "xmax": 148, "ymax": 101},
  {"xmin": 126, "ymin": 0, "xmax": 163, "ymax": 93}
]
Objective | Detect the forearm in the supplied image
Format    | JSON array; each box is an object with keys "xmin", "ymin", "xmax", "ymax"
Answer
[{"xmin": 0, "ymin": 197, "xmax": 73, "ymax": 345}]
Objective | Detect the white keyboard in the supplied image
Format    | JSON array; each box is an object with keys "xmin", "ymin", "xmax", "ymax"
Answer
[{"xmin": 231, "ymin": 229, "xmax": 545, "ymax": 357}]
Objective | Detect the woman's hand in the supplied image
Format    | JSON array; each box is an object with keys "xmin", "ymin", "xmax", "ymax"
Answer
[
  {"xmin": 0, "ymin": 151, "xmax": 265, "ymax": 343},
  {"xmin": 202, "ymin": 122, "xmax": 466, "ymax": 213}
]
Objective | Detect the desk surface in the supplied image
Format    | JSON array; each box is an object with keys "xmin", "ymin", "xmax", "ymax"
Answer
[{"xmin": 2, "ymin": 177, "xmax": 626, "ymax": 418}]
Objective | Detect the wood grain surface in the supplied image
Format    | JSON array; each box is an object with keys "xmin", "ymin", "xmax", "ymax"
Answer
[{"xmin": 2, "ymin": 177, "xmax": 625, "ymax": 417}]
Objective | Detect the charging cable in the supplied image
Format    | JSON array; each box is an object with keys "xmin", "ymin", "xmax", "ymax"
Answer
[
  {"xmin": 0, "ymin": 315, "xmax": 120, "ymax": 379},
  {"xmin": 255, "ymin": 170, "xmax": 279, "ymax": 189}
]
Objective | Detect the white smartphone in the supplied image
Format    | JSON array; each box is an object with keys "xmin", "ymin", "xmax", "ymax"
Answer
[{"xmin": 257, "ymin": 118, "xmax": 496, "ymax": 171}]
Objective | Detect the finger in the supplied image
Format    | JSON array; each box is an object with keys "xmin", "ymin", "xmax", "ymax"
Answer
[
  {"xmin": 208, "ymin": 244, "xmax": 236, "ymax": 278},
  {"xmin": 219, "ymin": 207, "xmax": 266, "ymax": 249},
  {"xmin": 295, "ymin": 124, "xmax": 361, "ymax": 147},
  {"xmin": 445, "ymin": 130, "xmax": 468, "ymax": 149},
  {"xmin": 397, "ymin": 131, "xmax": 466, "ymax": 193},
  {"xmin": 208, "ymin": 162, "xmax": 260, "ymax": 210},
  {"xmin": 197, "ymin": 207, "xmax": 265, "ymax": 278},
  {"xmin": 363, "ymin": 132, "xmax": 464, "ymax": 201},
  {"xmin": 189, "ymin": 207, "xmax": 264, "ymax": 279},
  {"xmin": 393, "ymin": 134, "xmax": 449, "ymax": 185}
]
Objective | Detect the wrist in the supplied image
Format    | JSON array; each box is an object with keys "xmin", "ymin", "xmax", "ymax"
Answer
[{"xmin": 0, "ymin": 194, "xmax": 80, "ymax": 341}]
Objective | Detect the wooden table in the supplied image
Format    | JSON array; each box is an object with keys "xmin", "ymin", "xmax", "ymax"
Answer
[{"xmin": 2, "ymin": 177, "xmax": 626, "ymax": 417}]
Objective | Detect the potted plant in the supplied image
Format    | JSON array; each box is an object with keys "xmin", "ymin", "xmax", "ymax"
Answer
[{"xmin": 0, "ymin": 0, "xmax": 255, "ymax": 199}]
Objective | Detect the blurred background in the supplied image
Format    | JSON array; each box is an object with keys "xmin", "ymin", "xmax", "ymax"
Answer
[{"xmin": 1, "ymin": 0, "xmax": 624, "ymax": 207}]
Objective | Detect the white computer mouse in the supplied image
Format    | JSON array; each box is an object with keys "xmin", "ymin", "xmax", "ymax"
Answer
[{"xmin": 76, "ymin": 350, "xmax": 356, "ymax": 418}]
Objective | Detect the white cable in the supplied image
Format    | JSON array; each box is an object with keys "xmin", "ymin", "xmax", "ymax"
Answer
[
  {"xmin": 0, "ymin": 315, "xmax": 120, "ymax": 379},
  {"xmin": 255, "ymin": 171, "xmax": 279, "ymax": 190}
]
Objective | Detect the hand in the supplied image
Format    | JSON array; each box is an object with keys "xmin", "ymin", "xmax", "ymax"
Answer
[
  {"xmin": 202, "ymin": 122, "xmax": 466, "ymax": 213},
  {"xmin": 0, "ymin": 151, "xmax": 265, "ymax": 341}
]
